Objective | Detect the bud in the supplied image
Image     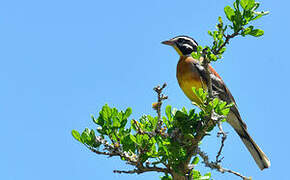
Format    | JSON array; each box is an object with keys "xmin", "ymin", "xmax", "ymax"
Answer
[{"xmin": 152, "ymin": 102, "xmax": 161, "ymax": 110}]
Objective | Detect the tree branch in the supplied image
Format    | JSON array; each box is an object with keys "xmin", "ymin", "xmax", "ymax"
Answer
[
  {"xmin": 216, "ymin": 121, "xmax": 227, "ymax": 163},
  {"xmin": 113, "ymin": 165, "xmax": 170, "ymax": 174},
  {"xmin": 84, "ymin": 137, "xmax": 138, "ymax": 165},
  {"xmin": 153, "ymin": 83, "xmax": 168, "ymax": 132},
  {"xmin": 197, "ymin": 148, "xmax": 251, "ymax": 180},
  {"xmin": 213, "ymin": 30, "xmax": 241, "ymax": 55},
  {"xmin": 153, "ymin": 83, "xmax": 168, "ymax": 133},
  {"xmin": 182, "ymin": 115, "xmax": 215, "ymax": 171}
]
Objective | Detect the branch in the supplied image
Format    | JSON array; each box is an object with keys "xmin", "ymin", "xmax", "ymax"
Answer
[
  {"xmin": 84, "ymin": 137, "xmax": 138, "ymax": 165},
  {"xmin": 153, "ymin": 83, "xmax": 168, "ymax": 132},
  {"xmin": 213, "ymin": 29, "xmax": 241, "ymax": 55},
  {"xmin": 113, "ymin": 165, "xmax": 170, "ymax": 174},
  {"xmin": 183, "ymin": 115, "xmax": 215, "ymax": 170},
  {"xmin": 216, "ymin": 121, "xmax": 228, "ymax": 163},
  {"xmin": 197, "ymin": 148, "xmax": 251, "ymax": 180},
  {"xmin": 132, "ymin": 119, "xmax": 153, "ymax": 136}
]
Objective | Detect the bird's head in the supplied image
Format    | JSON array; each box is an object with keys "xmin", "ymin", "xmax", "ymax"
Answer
[{"xmin": 162, "ymin": 35, "xmax": 198, "ymax": 56}]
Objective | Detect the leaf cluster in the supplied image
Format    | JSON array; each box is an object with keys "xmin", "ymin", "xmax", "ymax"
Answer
[
  {"xmin": 192, "ymin": 0, "xmax": 268, "ymax": 62},
  {"xmin": 224, "ymin": 0, "xmax": 268, "ymax": 36},
  {"xmin": 72, "ymin": 88, "xmax": 232, "ymax": 179}
]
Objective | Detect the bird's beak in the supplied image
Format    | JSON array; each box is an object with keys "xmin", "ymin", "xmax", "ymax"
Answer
[{"xmin": 161, "ymin": 40, "xmax": 175, "ymax": 46}]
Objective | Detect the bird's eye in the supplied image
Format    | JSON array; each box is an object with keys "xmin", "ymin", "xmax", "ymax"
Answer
[{"xmin": 177, "ymin": 38, "xmax": 183, "ymax": 43}]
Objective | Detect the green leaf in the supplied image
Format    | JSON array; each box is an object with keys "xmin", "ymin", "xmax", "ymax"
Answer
[
  {"xmin": 208, "ymin": 30, "xmax": 213, "ymax": 36},
  {"xmin": 224, "ymin": 6, "xmax": 235, "ymax": 21},
  {"xmin": 217, "ymin": 33, "xmax": 223, "ymax": 40},
  {"xmin": 124, "ymin": 108, "xmax": 132, "ymax": 119},
  {"xmin": 89, "ymin": 129, "xmax": 100, "ymax": 148},
  {"xmin": 218, "ymin": 16, "xmax": 223, "ymax": 24},
  {"xmin": 112, "ymin": 117, "xmax": 121, "ymax": 128},
  {"xmin": 160, "ymin": 174, "xmax": 173, "ymax": 180},
  {"xmin": 120, "ymin": 118, "xmax": 127, "ymax": 129},
  {"xmin": 209, "ymin": 54, "xmax": 218, "ymax": 61},
  {"xmin": 165, "ymin": 105, "xmax": 172, "ymax": 120},
  {"xmin": 83, "ymin": 128, "xmax": 90, "ymax": 136},
  {"xmin": 130, "ymin": 134, "xmax": 137, "ymax": 144},
  {"xmin": 81, "ymin": 130, "xmax": 91, "ymax": 143},
  {"xmin": 71, "ymin": 130, "xmax": 82, "ymax": 143},
  {"xmin": 249, "ymin": 29, "xmax": 264, "ymax": 37},
  {"xmin": 198, "ymin": 88, "xmax": 204, "ymax": 97},
  {"xmin": 90, "ymin": 129, "xmax": 95, "ymax": 138},
  {"xmin": 240, "ymin": 0, "xmax": 248, "ymax": 10},
  {"xmin": 219, "ymin": 101, "xmax": 227, "ymax": 109},
  {"xmin": 121, "ymin": 134, "xmax": 135, "ymax": 152},
  {"xmin": 213, "ymin": 31, "xmax": 218, "ymax": 41},
  {"xmin": 219, "ymin": 47, "xmax": 226, "ymax": 54},
  {"xmin": 191, "ymin": 169, "xmax": 201, "ymax": 178},
  {"xmin": 221, "ymin": 108, "xmax": 230, "ymax": 116},
  {"xmin": 101, "ymin": 104, "xmax": 111, "ymax": 122},
  {"xmin": 147, "ymin": 115, "xmax": 158, "ymax": 129},
  {"xmin": 96, "ymin": 127, "xmax": 105, "ymax": 134},
  {"xmin": 192, "ymin": 87, "xmax": 208, "ymax": 103},
  {"xmin": 136, "ymin": 134, "xmax": 142, "ymax": 145},
  {"xmin": 226, "ymin": 102, "xmax": 234, "ymax": 108},
  {"xmin": 212, "ymin": 98, "xmax": 219, "ymax": 108},
  {"xmin": 91, "ymin": 114, "xmax": 97, "ymax": 124},
  {"xmin": 241, "ymin": 0, "xmax": 255, "ymax": 10},
  {"xmin": 96, "ymin": 116, "xmax": 104, "ymax": 126},
  {"xmin": 192, "ymin": 52, "xmax": 201, "ymax": 59},
  {"xmin": 251, "ymin": 14, "xmax": 263, "ymax": 21},
  {"xmin": 247, "ymin": 0, "xmax": 255, "ymax": 10},
  {"xmin": 204, "ymin": 172, "xmax": 211, "ymax": 178},
  {"xmin": 131, "ymin": 120, "xmax": 137, "ymax": 131},
  {"xmin": 188, "ymin": 109, "xmax": 196, "ymax": 119},
  {"xmin": 235, "ymin": 0, "xmax": 241, "ymax": 9},
  {"xmin": 242, "ymin": 25, "xmax": 254, "ymax": 36},
  {"xmin": 182, "ymin": 107, "xmax": 188, "ymax": 114},
  {"xmin": 174, "ymin": 111, "xmax": 187, "ymax": 120},
  {"xmin": 192, "ymin": 156, "xmax": 199, "ymax": 165}
]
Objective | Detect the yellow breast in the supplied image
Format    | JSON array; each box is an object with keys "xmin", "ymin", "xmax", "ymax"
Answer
[{"xmin": 176, "ymin": 56, "xmax": 207, "ymax": 104}]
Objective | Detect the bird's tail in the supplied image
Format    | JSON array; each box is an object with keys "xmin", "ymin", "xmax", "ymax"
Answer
[
  {"xmin": 228, "ymin": 112, "xmax": 271, "ymax": 170},
  {"xmin": 238, "ymin": 130, "xmax": 270, "ymax": 170}
]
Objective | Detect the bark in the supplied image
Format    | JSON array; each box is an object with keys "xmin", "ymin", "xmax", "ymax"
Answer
[{"xmin": 171, "ymin": 172, "xmax": 187, "ymax": 180}]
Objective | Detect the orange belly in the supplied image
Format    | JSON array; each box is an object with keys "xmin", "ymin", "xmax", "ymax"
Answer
[{"xmin": 176, "ymin": 56, "xmax": 207, "ymax": 104}]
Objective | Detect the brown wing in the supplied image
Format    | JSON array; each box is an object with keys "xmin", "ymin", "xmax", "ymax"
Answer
[
  {"xmin": 209, "ymin": 65, "xmax": 248, "ymax": 129},
  {"xmin": 193, "ymin": 63, "xmax": 247, "ymax": 129}
]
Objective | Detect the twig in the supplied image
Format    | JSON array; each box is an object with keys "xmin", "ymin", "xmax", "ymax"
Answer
[
  {"xmin": 216, "ymin": 121, "xmax": 228, "ymax": 163},
  {"xmin": 113, "ymin": 165, "xmax": 170, "ymax": 174},
  {"xmin": 84, "ymin": 137, "xmax": 138, "ymax": 165},
  {"xmin": 133, "ymin": 119, "xmax": 150, "ymax": 136},
  {"xmin": 197, "ymin": 148, "xmax": 251, "ymax": 180},
  {"xmin": 153, "ymin": 83, "xmax": 168, "ymax": 132},
  {"xmin": 113, "ymin": 169, "xmax": 139, "ymax": 174},
  {"xmin": 213, "ymin": 30, "xmax": 241, "ymax": 55},
  {"xmin": 220, "ymin": 167, "xmax": 252, "ymax": 180}
]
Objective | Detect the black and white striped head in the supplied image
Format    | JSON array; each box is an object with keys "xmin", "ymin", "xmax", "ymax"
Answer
[{"xmin": 162, "ymin": 35, "xmax": 198, "ymax": 56}]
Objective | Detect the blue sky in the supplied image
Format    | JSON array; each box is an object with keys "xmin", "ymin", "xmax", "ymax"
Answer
[{"xmin": 1, "ymin": 0, "xmax": 289, "ymax": 179}]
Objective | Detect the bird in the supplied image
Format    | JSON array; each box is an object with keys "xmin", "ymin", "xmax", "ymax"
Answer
[{"xmin": 161, "ymin": 35, "xmax": 270, "ymax": 170}]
